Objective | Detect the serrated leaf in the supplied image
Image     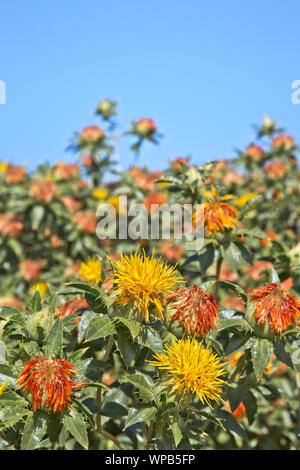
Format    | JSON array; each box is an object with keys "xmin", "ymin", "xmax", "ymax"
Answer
[
  {"xmin": 122, "ymin": 374, "xmax": 155, "ymax": 401},
  {"xmin": 21, "ymin": 412, "xmax": 48, "ymax": 450},
  {"xmin": 251, "ymin": 338, "xmax": 274, "ymax": 379},
  {"xmin": 124, "ymin": 406, "xmax": 157, "ymax": 430},
  {"xmin": 44, "ymin": 319, "xmax": 63, "ymax": 357},
  {"xmin": 217, "ymin": 318, "xmax": 252, "ymax": 332},
  {"xmin": 85, "ymin": 317, "xmax": 115, "ymax": 342},
  {"xmin": 63, "ymin": 408, "xmax": 88, "ymax": 449}
]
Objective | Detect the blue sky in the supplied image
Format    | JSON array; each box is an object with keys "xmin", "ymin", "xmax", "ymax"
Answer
[{"xmin": 0, "ymin": 0, "xmax": 300, "ymax": 171}]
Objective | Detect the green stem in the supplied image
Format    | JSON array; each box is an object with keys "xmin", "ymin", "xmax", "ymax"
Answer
[
  {"xmin": 96, "ymin": 387, "xmax": 125, "ymax": 450},
  {"xmin": 214, "ymin": 255, "xmax": 223, "ymax": 299},
  {"xmin": 146, "ymin": 421, "xmax": 154, "ymax": 450},
  {"xmin": 104, "ymin": 335, "xmax": 114, "ymax": 362}
]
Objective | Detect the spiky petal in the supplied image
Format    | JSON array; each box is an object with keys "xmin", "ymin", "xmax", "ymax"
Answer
[
  {"xmin": 110, "ymin": 249, "xmax": 182, "ymax": 323},
  {"xmin": 249, "ymin": 283, "xmax": 300, "ymax": 333},
  {"xmin": 148, "ymin": 337, "xmax": 227, "ymax": 406},
  {"xmin": 17, "ymin": 356, "xmax": 87, "ymax": 413},
  {"xmin": 167, "ymin": 285, "xmax": 218, "ymax": 337}
]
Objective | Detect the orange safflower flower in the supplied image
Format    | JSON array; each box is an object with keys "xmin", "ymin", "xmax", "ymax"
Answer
[
  {"xmin": 4, "ymin": 165, "xmax": 26, "ymax": 184},
  {"xmin": 128, "ymin": 166, "xmax": 164, "ymax": 191},
  {"xmin": 135, "ymin": 118, "xmax": 157, "ymax": 136},
  {"xmin": 249, "ymin": 283, "xmax": 300, "ymax": 333},
  {"xmin": 80, "ymin": 125, "xmax": 104, "ymax": 142},
  {"xmin": 171, "ymin": 157, "xmax": 189, "ymax": 170},
  {"xmin": 83, "ymin": 155, "xmax": 93, "ymax": 166},
  {"xmin": 264, "ymin": 161, "xmax": 286, "ymax": 179},
  {"xmin": 30, "ymin": 179, "xmax": 57, "ymax": 203},
  {"xmin": 73, "ymin": 211, "xmax": 97, "ymax": 234},
  {"xmin": 56, "ymin": 298, "xmax": 88, "ymax": 319},
  {"xmin": 0, "ymin": 296, "xmax": 22, "ymax": 309},
  {"xmin": 194, "ymin": 186, "xmax": 238, "ymax": 236},
  {"xmin": 259, "ymin": 230, "xmax": 279, "ymax": 247},
  {"xmin": 144, "ymin": 191, "xmax": 167, "ymax": 213},
  {"xmin": 167, "ymin": 285, "xmax": 218, "ymax": 337},
  {"xmin": 17, "ymin": 356, "xmax": 87, "ymax": 413},
  {"xmin": 271, "ymin": 134, "xmax": 295, "ymax": 150},
  {"xmin": 0, "ymin": 213, "xmax": 23, "ymax": 237},
  {"xmin": 54, "ymin": 161, "xmax": 79, "ymax": 180},
  {"xmin": 244, "ymin": 144, "xmax": 264, "ymax": 160},
  {"xmin": 60, "ymin": 196, "xmax": 80, "ymax": 212},
  {"xmin": 21, "ymin": 259, "xmax": 43, "ymax": 282}
]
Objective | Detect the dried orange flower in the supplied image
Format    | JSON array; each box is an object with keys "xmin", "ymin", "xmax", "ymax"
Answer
[
  {"xmin": 193, "ymin": 186, "xmax": 238, "ymax": 236},
  {"xmin": 167, "ymin": 285, "xmax": 218, "ymax": 337},
  {"xmin": 264, "ymin": 161, "xmax": 286, "ymax": 179},
  {"xmin": 249, "ymin": 283, "xmax": 300, "ymax": 333},
  {"xmin": 0, "ymin": 213, "xmax": 23, "ymax": 237},
  {"xmin": 17, "ymin": 356, "xmax": 87, "ymax": 413},
  {"xmin": 135, "ymin": 118, "xmax": 157, "ymax": 136},
  {"xmin": 30, "ymin": 179, "xmax": 57, "ymax": 203},
  {"xmin": 4, "ymin": 165, "xmax": 26, "ymax": 184},
  {"xmin": 73, "ymin": 211, "xmax": 97, "ymax": 234}
]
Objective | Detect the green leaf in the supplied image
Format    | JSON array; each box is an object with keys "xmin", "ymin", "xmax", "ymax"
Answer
[
  {"xmin": 217, "ymin": 318, "xmax": 253, "ymax": 333},
  {"xmin": 251, "ymin": 338, "xmax": 274, "ymax": 379},
  {"xmin": 85, "ymin": 293, "xmax": 107, "ymax": 314},
  {"xmin": 116, "ymin": 328, "xmax": 139, "ymax": 368},
  {"xmin": 222, "ymin": 243, "xmax": 243, "ymax": 271},
  {"xmin": 273, "ymin": 341, "xmax": 294, "ymax": 369},
  {"xmin": 21, "ymin": 412, "xmax": 48, "ymax": 450},
  {"xmin": 63, "ymin": 408, "xmax": 89, "ymax": 449},
  {"xmin": 85, "ymin": 317, "xmax": 115, "ymax": 342},
  {"xmin": 122, "ymin": 373, "xmax": 155, "ymax": 401},
  {"xmin": 243, "ymin": 391, "xmax": 257, "ymax": 425},
  {"xmin": 65, "ymin": 281, "xmax": 104, "ymax": 298},
  {"xmin": 170, "ymin": 421, "xmax": 182, "ymax": 448},
  {"xmin": 136, "ymin": 325, "xmax": 164, "ymax": 354},
  {"xmin": 0, "ymin": 407, "xmax": 30, "ymax": 429},
  {"xmin": 101, "ymin": 401, "xmax": 128, "ymax": 418},
  {"xmin": 29, "ymin": 291, "xmax": 42, "ymax": 314},
  {"xmin": 228, "ymin": 385, "xmax": 248, "ymax": 412},
  {"xmin": 124, "ymin": 406, "xmax": 157, "ymax": 430},
  {"xmin": 216, "ymin": 280, "xmax": 248, "ymax": 301},
  {"xmin": 114, "ymin": 316, "xmax": 141, "ymax": 340},
  {"xmin": 269, "ymin": 268, "xmax": 280, "ymax": 284},
  {"xmin": 215, "ymin": 409, "xmax": 248, "ymax": 440},
  {"xmin": 44, "ymin": 319, "xmax": 63, "ymax": 358}
]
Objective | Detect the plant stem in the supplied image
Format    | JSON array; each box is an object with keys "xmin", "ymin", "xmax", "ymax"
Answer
[
  {"xmin": 146, "ymin": 421, "xmax": 154, "ymax": 450},
  {"xmin": 96, "ymin": 387, "xmax": 125, "ymax": 450},
  {"xmin": 214, "ymin": 255, "xmax": 223, "ymax": 299},
  {"xmin": 104, "ymin": 335, "xmax": 114, "ymax": 362}
]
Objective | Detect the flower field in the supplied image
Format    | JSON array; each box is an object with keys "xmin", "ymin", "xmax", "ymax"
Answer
[{"xmin": 0, "ymin": 100, "xmax": 299, "ymax": 450}]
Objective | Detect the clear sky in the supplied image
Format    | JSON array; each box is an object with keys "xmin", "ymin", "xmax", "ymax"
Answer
[{"xmin": 0, "ymin": 0, "xmax": 300, "ymax": 171}]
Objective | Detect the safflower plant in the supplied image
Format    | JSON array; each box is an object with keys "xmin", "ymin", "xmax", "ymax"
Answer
[{"xmin": 0, "ymin": 102, "xmax": 299, "ymax": 451}]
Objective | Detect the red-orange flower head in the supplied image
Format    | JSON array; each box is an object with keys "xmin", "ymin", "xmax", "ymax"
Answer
[
  {"xmin": 54, "ymin": 161, "xmax": 79, "ymax": 180},
  {"xmin": 17, "ymin": 356, "xmax": 87, "ymax": 413},
  {"xmin": 0, "ymin": 213, "xmax": 23, "ymax": 237},
  {"xmin": 145, "ymin": 191, "xmax": 167, "ymax": 213},
  {"xmin": 249, "ymin": 283, "xmax": 300, "ymax": 334},
  {"xmin": 73, "ymin": 211, "xmax": 97, "ymax": 234},
  {"xmin": 80, "ymin": 125, "xmax": 105, "ymax": 142},
  {"xmin": 135, "ymin": 118, "xmax": 157, "ymax": 137},
  {"xmin": 4, "ymin": 165, "xmax": 26, "ymax": 184},
  {"xmin": 264, "ymin": 161, "xmax": 286, "ymax": 179},
  {"xmin": 30, "ymin": 179, "xmax": 57, "ymax": 203},
  {"xmin": 271, "ymin": 134, "xmax": 295, "ymax": 150},
  {"xmin": 167, "ymin": 285, "xmax": 219, "ymax": 337},
  {"xmin": 193, "ymin": 186, "xmax": 238, "ymax": 237},
  {"xmin": 244, "ymin": 144, "xmax": 265, "ymax": 160}
]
